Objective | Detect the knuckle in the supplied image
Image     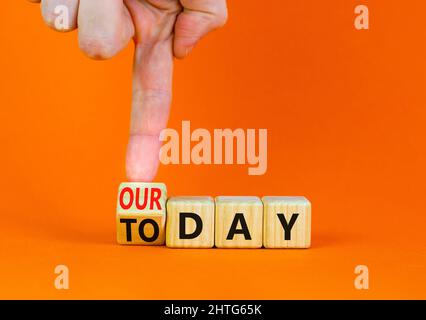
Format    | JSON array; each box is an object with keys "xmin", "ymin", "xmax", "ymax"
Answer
[
  {"xmin": 132, "ymin": 89, "xmax": 171, "ymax": 135},
  {"xmin": 79, "ymin": 36, "xmax": 118, "ymax": 60},
  {"xmin": 134, "ymin": 89, "xmax": 172, "ymax": 118}
]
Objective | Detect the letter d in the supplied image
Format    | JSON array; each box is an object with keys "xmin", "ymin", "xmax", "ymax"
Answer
[{"xmin": 179, "ymin": 213, "xmax": 203, "ymax": 239}]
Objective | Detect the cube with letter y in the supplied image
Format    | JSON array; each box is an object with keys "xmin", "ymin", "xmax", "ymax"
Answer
[
  {"xmin": 215, "ymin": 196, "xmax": 263, "ymax": 248},
  {"xmin": 262, "ymin": 196, "xmax": 311, "ymax": 248},
  {"xmin": 166, "ymin": 196, "xmax": 215, "ymax": 248},
  {"xmin": 116, "ymin": 182, "xmax": 167, "ymax": 245}
]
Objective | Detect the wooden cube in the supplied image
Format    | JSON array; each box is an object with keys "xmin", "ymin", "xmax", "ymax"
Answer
[
  {"xmin": 215, "ymin": 196, "xmax": 263, "ymax": 248},
  {"xmin": 116, "ymin": 182, "xmax": 167, "ymax": 245},
  {"xmin": 166, "ymin": 196, "xmax": 215, "ymax": 248},
  {"xmin": 262, "ymin": 196, "xmax": 311, "ymax": 248}
]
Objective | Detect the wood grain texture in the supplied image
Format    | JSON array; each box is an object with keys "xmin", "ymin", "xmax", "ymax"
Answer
[
  {"xmin": 215, "ymin": 196, "xmax": 263, "ymax": 248},
  {"xmin": 116, "ymin": 182, "xmax": 167, "ymax": 245},
  {"xmin": 262, "ymin": 196, "xmax": 311, "ymax": 248},
  {"xmin": 166, "ymin": 196, "xmax": 215, "ymax": 248}
]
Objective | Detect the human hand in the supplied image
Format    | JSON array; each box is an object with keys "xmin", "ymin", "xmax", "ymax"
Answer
[{"xmin": 27, "ymin": 0, "xmax": 228, "ymax": 181}]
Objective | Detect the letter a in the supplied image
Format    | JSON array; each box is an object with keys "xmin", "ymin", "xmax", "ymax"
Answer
[
  {"xmin": 354, "ymin": 265, "xmax": 369, "ymax": 290},
  {"xmin": 54, "ymin": 264, "xmax": 69, "ymax": 290},
  {"xmin": 354, "ymin": 5, "xmax": 369, "ymax": 30},
  {"xmin": 54, "ymin": 5, "xmax": 70, "ymax": 31}
]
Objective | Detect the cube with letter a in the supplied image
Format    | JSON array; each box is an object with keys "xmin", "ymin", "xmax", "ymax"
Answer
[
  {"xmin": 116, "ymin": 182, "xmax": 167, "ymax": 245},
  {"xmin": 215, "ymin": 196, "xmax": 263, "ymax": 248}
]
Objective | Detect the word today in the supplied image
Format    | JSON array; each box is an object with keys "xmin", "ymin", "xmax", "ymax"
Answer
[{"xmin": 116, "ymin": 183, "xmax": 311, "ymax": 248}]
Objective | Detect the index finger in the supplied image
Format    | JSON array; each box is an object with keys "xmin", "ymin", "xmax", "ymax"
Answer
[{"xmin": 125, "ymin": 39, "xmax": 174, "ymax": 182}]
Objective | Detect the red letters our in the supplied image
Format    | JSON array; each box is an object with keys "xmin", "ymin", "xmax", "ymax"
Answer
[{"xmin": 119, "ymin": 187, "xmax": 162, "ymax": 210}]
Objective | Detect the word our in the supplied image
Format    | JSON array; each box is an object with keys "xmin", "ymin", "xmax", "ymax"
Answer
[{"xmin": 116, "ymin": 183, "xmax": 311, "ymax": 248}]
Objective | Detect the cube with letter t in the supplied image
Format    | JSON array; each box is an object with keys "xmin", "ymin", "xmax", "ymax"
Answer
[
  {"xmin": 116, "ymin": 182, "xmax": 167, "ymax": 245},
  {"xmin": 166, "ymin": 196, "xmax": 215, "ymax": 248}
]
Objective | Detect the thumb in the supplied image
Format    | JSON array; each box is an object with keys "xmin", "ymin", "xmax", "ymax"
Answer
[{"xmin": 174, "ymin": 0, "xmax": 228, "ymax": 59}]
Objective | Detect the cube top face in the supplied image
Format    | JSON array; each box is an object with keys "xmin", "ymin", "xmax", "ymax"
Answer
[
  {"xmin": 215, "ymin": 196, "xmax": 263, "ymax": 248},
  {"xmin": 167, "ymin": 196, "xmax": 213, "ymax": 205},
  {"xmin": 263, "ymin": 196, "xmax": 311, "ymax": 248},
  {"xmin": 166, "ymin": 196, "xmax": 215, "ymax": 248},
  {"xmin": 262, "ymin": 196, "xmax": 310, "ymax": 206},
  {"xmin": 117, "ymin": 182, "xmax": 167, "ymax": 214},
  {"xmin": 215, "ymin": 196, "xmax": 262, "ymax": 206}
]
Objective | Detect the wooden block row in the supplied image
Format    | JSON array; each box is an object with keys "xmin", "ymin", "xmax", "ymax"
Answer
[{"xmin": 116, "ymin": 183, "xmax": 311, "ymax": 248}]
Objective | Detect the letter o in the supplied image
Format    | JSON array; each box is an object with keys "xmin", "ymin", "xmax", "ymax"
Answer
[
  {"xmin": 119, "ymin": 187, "xmax": 134, "ymax": 210},
  {"xmin": 138, "ymin": 219, "xmax": 160, "ymax": 242}
]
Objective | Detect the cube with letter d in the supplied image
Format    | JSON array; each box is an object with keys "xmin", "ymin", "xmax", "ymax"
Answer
[{"xmin": 166, "ymin": 196, "xmax": 215, "ymax": 248}]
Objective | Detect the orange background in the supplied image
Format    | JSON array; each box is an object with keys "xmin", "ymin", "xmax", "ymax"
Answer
[{"xmin": 0, "ymin": 0, "xmax": 425, "ymax": 299}]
